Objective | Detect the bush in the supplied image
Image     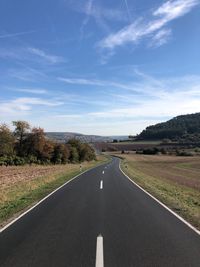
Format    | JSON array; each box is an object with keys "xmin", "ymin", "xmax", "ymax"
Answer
[
  {"xmin": 27, "ymin": 156, "xmax": 38, "ymax": 164},
  {"xmin": 176, "ymin": 150, "xmax": 193, "ymax": 157},
  {"xmin": 160, "ymin": 148, "xmax": 167, "ymax": 155},
  {"xmin": 142, "ymin": 147, "xmax": 159, "ymax": 155},
  {"xmin": 13, "ymin": 156, "xmax": 26, "ymax": 165},
  {"xmin": 0, "ymin": 156, "xmax": 26, "ymax": 166}
]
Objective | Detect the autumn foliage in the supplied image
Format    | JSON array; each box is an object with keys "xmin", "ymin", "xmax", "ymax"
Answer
[{"xmin": 0, "ymin": 121, "xmax": 96, "ymax": 166}]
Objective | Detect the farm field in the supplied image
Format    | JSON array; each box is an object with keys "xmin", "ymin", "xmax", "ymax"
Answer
[
  {"xmin": 114, "ymin": 153, "xmax": 200, "ymax": 229},
  {"xmin": 0, "ymin": 155, "xmax": 108, "ymax": 227}
]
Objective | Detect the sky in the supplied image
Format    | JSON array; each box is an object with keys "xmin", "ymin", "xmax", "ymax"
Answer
[{"xmin": 0, "ymin": 0, "xmax": 200, "ymax": 136}]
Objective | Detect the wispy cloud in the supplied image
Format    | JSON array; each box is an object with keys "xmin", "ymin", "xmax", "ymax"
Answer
[
  {"xmin": 0, "ymin": 97, "xmax": 63, "ymax": 115},
  {"xmin": 58, "ymin": 73, "xmax": 166, "ymax": 98},
  {"xmin": 27, "ymin": 47, "xmax": 64, "ymax": 64},
  {"xmin": 70, "ymin": 0, "xmax": 128, "ymax": 35},
  {"xmin": 9, "ymin": 66, "xmax": 47, "ymax": 82},
  {"xmin": 57, "ymin": 71, "xmax": 200, "ymax": 122},
  {"xmin": 0, "ymin": 46, "xmax": 64, "ymax": 65},
  {"xmin": 124, "ymin": 0, "xmax": 132, "ymax": 22},
  {"xmin": 98, "ymin": 0, "xmax": 199, "ymax": 50},
  {"xmin": 80, "ymin": 0, "xmax": 94, "ymax": 37},
  {"xmin": 15, "ymin": 88, "xmax": 48, "ymax": 94},
  {"xmin": 0, "ymin": 30, "xmax": 36, "ymax": 39},
  {"xmin": 149, "ymin": 28, "xmax": 172, "ymax": 47},
  {"xmin": 58, "ymin": 77, "xmax": 106, "ymax": 86}
]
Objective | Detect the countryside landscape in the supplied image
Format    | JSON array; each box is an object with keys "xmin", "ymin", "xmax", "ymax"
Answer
[
  {"xmin": 0, "ymin": 113, "xmax": 200, "ymax": 230},
  {"xmin": 1, "ymin": 0, "xmax": 200, "ymax": 266}
]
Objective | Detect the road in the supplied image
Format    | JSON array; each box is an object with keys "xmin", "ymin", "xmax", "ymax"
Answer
[{"xmin": 0, "ymin": 157, "xmax": 200, "ymax": 266}]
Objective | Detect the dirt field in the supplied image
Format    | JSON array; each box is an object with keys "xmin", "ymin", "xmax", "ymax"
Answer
[
  {"xmin": 122, "ymin": 154, "xmax": 200, "ymax": 190},
  {"xmin": 0, "ymin": 164, "xmax": 82, "ymax": 199},
  {"xmin": 113, "ymin": 153, "xmax": 200, "ymax": 229}
]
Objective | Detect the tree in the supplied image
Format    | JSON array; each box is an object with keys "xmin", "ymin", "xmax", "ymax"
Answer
[
  {"xmin": 52, "ymin": 144, "xmax": 70, "ymax": 164},
  {"xmin": 27, "ymin": 127, "xmax": 54, "ymax": 162},
  {"xmin": 69, "ymin": 147, "xmax": 79, "ymax": 163},
  {"xmin": 67, "ymin": 138, "xmax": 96, "ymax": 162},
  {"xmin": 0, "ymin": 124, "xmax": 14, "ymax": 156},
  {"xmin": 13, "ymin": 121, "xmax": 30, "ymax": 156},
  {"xmin": 79, "ymin": 143, "xmax": 96, "ymax": 161}
]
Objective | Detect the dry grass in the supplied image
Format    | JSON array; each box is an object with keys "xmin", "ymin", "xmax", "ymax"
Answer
[
  {"xmin": 113, "ymin": 153, "xmax": 200, "ymax": 229},
  {"xmin": 0, "ymin": 164, "xmax": 85, "ymax": 203}
]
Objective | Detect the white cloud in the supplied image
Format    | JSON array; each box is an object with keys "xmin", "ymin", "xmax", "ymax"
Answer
[
  {"xmin": 15, "ymin": 88, "xmax": 47, "ymax": 94},
  {"xmin": 58, "ymin": 77, "xmax": 105, "ymax": 86},
  {"xmin": 9, "ymin": 67, "xmax": 47, "ymax": 82},
  {"xmin": 0, "ymin": 97, "xmax": 63, "ymax": 115},
  {"xmin": 149, "ymin": 28, "xmax": 172, "ymax": 47},
  {"xmin": 0, "ymin": 30, "xmax": 36, "ymax": 39},
  {"xmin": 98, "ymin": 0, "xmax": 199, "ymax": 50},
  {"xmin": 0, "ymin": 46, "xmax": 64, "ymax": 66},
  {"xmin": 71, "ymin": 0, "xmax": 128, "ymax": 36},
  {"xmin": 124, "ymin": 0, "xmax": 132, "ymax": 22},
  {"xmin": 153, "ymin": 0, "xmax": 199, "ymax": 20},
  {"xmin": 27, "ymin": 47, "xmax": 63, "ymax": 64},
  {"xmin": 58, "ymin": 74, "xmax": 166, "ymax": 98}
]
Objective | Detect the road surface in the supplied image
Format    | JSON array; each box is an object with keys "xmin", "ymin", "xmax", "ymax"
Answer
[{"xmin": 0, "ymin": 157, "xmax": 200, "ymax": 266}]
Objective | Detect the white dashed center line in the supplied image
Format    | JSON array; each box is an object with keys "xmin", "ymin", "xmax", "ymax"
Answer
[{"xmin": 95, "ymin": 234, "xmax": 104, "ymax": 267}]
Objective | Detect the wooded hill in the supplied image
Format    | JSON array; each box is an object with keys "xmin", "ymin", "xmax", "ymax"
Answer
[{"xmin": 137, "ymin": 113, "xmax": 200, "ymax": 142}]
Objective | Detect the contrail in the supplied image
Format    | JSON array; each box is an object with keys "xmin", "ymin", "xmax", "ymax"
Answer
[
  {"xmin": 0, "ymin": 30, "xmax": 36, "ymax": 39},
  {"xmin": 124, "ymin": 0, "xmax": 132, "ymax": 22}
]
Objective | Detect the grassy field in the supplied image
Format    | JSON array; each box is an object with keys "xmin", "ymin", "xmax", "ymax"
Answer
[
  {"xmin": 114, "ymin": 153, "xmax": 200, "ymax": 230},
  {"xmin": 0, "ymin": 155, "xmax": 109, "ymax": 228}
]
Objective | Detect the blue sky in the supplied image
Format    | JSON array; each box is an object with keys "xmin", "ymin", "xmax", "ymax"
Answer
[{"xmin": 0, "ymin": 0, "xmax": 200, "ymax": 135}]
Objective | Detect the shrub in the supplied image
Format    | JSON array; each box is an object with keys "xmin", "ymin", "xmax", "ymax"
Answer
[
  {"xmin": 142, "ymin": 147, "xmax": 159, "ymax": 155},
  {"xmin": 176, "ymin": 150, "xmax": 193, "ymax": 157}
]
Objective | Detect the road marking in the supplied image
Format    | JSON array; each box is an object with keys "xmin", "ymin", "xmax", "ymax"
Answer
[
  {"xmin": 119, "ymin": 161, "xmax": 200, "ymax": 236},
  {"xmin": 102, "ymin": 170, "xmax": 105, "ymax": 174},
  {"xmin": 100, "ymin": 180, "xmax": 103, "ymax": 189},
  {"xmin": 0, "ymin": 164, "xmax": 106, "ymax": 233},
  {"xmin": 95, "ymin": 235, "xmax": 104, "ymax": 267}
]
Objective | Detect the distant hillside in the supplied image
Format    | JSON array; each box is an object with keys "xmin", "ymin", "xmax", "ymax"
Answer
[
  {"xmin": 45, "ymin": 132, "xmax": 128, "ymax": 143},
  {"xmin": 45, "ymin": 132, "xmax": 112, "ymax": 143},
  {"xmin": 137, "ymin": 113, "xmax": 200, "ymax": 142}
]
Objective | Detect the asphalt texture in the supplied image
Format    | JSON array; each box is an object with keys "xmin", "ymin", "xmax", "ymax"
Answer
[{"xmin": 0, "ymin": 157, "xmax": 200, "ymax": 267}]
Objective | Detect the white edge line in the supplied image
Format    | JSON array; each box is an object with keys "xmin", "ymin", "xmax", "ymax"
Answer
[
  {"xmin": 119, "ymin": 161, "xmax": 200, "ymax": 236},
  {"xmin": 95, "ymin": 234, "xmax": 104, "ymax": 267},
  {"xmin": 0, "ymin": 163, "xmax": 106, "ymax": 233}
]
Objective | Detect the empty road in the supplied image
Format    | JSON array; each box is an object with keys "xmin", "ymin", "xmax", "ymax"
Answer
[{"xmin": 0, "ymin": 157, "xmax": 200, "ymax": 266}]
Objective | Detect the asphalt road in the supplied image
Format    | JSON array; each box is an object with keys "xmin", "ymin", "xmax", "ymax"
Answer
[{"xmin": 0, "ymin": 157, "xmax": 200, "ymax": 267}]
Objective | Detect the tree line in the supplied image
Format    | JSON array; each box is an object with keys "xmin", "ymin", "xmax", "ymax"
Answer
[{"xmin": 0, "ymin": 121, "xmax": 96, "ymax": 166}]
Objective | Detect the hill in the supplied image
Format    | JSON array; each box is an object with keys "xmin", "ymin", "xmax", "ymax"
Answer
[
  {"xmin": 137, "ymin": 113, "xmax": 200, "ymax": 142},
  {"xmin": 45, "ymin": 132, "xmax": 128, "ymax": 143}
]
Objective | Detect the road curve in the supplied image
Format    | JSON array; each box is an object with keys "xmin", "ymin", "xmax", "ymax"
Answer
[{"xmin": 0, "ymin": 157, "xmax": 200, "ymax": 266}]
